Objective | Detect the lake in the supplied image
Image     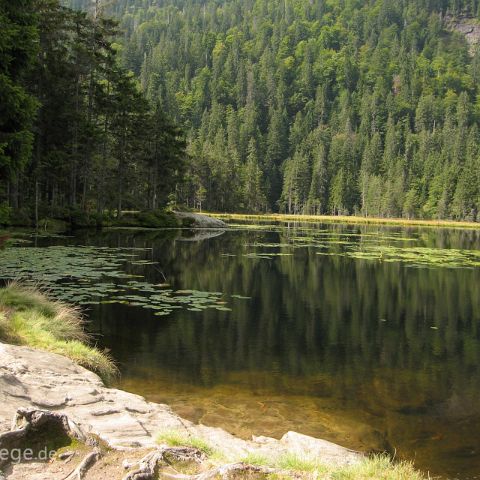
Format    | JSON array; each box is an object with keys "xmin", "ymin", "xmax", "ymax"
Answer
[{"xmin": 1, "ymin": 220, "xmax": 480, "ymax": 479}]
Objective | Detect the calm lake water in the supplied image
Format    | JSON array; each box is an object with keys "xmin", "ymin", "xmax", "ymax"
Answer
[{"xmin": 2, "ymin": 221, "xmax": 480, "ymax": 479}]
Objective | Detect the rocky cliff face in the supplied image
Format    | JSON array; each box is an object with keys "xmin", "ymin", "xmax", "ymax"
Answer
[{"xmin": 445, "ymin": 14, "xmax": 480, "ymax": 53}]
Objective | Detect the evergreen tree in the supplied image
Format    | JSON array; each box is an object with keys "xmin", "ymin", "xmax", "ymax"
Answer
[
  {"xmin": 243, "ymin": 138, "xmax": 266, "ymax": 212},
  {"xmin": 0, "ymin": 0, "xmax": 38, "ymax": 182},
  {"xmin": 15, "ymin": 0, "xmax": 480, "ymax": 222}
]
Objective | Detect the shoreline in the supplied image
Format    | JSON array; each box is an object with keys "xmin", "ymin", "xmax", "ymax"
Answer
[
  {"xmin": 0, "ymin": 284, "xmax": 427, "ymax": 479},
  {"xmin": 0, "ymin": 342, "xmax": 362, "ymax": 475},
  {"xmin": 208, "ymin": 212, "xmax": 480, "ymax": 230},
  {"xmin": 0, "ymin": 342, "xmax": 429, "ymax": 479}
]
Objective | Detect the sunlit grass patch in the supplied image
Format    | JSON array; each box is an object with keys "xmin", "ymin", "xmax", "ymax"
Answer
[
  {"xmin": 154, "ymin": 430, "xmax": 426, "ymax": 479},
  {"xmin": 276, "ymin": 453, "xmax": 329, "ymax": 474},
  {"xmin": 241, "ymin": 452, "xmax": 271, "ymax": 467},
  {"xmin": 331, "ymin": 454, "xmax": 425, "ymax": 480},
  {"xmin": 156, "ymin": 429, "xmax": 214, "ymax": 456},
  {"xmin": 0, "ymin": 282, "xmax": 117, "ymax": 382},
  {"xmin": 209, "ymin": 212, "xmax": 480, "ymax": 230},
  {"xmin": 266, "ymin": 453, "xmax": 426, "ymax": 479}
]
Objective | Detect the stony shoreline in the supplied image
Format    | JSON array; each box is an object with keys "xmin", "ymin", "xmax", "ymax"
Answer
[{"xmin": 0, "ymin": 342, "xmax": 362, "ymax": 478}]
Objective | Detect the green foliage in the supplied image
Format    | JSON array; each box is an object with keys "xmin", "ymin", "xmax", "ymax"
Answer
[
  {"xmin": 0, "ymin": 203, "xmax": 12, "ymax": 226},
  {"xmin": 0, "ymin": 0, "xmax": 186, "ymax": 225},
  {"xmin": 0, "ymin": 283, "xmax": 117, "ymax": 382},
  {"xmin": 156, "ymin": 430, "xmax": 214, "ymax": 456},
  {"xmin": 118, "ymin": 210, "xmax": 180, "ymax": 228},
  {"xmin": 8, "ymin": 207, "xmax": 32, "ymax": 227},
  {"xmin": 3, "ymin": 0, "xmax": 480, "ymax": 221},
  {"xmin": 67, "ymin": 0, "xmax": 480, "ymax": 220},
  {"xmin": 68, "ymin": 208, "xmax": 102, "ymax": 229},
  {"xmin": 0, "ymin": 0, "xmax": 38, "ymax": 179}
]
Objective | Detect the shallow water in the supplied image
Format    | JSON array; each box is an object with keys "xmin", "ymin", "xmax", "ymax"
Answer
[{"xmin": 1, "ymin": 222, "xmax": 480, "ymax": 479}]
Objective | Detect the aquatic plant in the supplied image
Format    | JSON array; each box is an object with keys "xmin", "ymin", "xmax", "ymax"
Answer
[
  {"xmin": 212, "ymin": 213, "xmax": 480, "ymax": 230},
  {"xmin": 0, "ymin": 245, "xmax": 238, "ymax": 315}
]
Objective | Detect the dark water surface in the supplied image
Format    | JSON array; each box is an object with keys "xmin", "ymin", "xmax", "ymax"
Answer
[{"xmin": 2, "ymin": 221, "xmax": 480, "ymax": 479}]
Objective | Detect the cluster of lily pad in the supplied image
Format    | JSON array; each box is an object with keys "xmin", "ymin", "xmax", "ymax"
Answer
[
  {"xmin": 0, "ymin": 245, "xmax": 239, "ymax": 314},
  {"xmin": 224, "ymin": 226, "xmax": 480, "ymax": 269},
  {"xmin": 337, "ymin": 245, "xmax": 480, "ymax": 268}
]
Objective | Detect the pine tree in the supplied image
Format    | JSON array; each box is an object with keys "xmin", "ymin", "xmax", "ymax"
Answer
[
  {"xmin": 243, "ymin": 138, "xmax": 266, "ymax": 212},
  {"xmin": 0, "ymin": 0, "xmax": 38, "ymax": 182}
]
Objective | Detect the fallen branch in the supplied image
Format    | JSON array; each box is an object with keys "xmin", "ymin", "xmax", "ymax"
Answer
[
  {"xmin": 158, "ymin": 463, "xmax": 277, "ymax": 479},
  {"xmin": 194, "ymin": 462, "xmax": 276, "ymax": 479},
  {"xmin": 123, "ymin": 451, "xmax": 160, "ymax": 480},
  {"xmin": 162, "ymin": 463, "xmax": 279, "ymax": 480}
]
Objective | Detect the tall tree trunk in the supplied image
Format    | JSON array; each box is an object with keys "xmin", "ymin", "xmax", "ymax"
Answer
[
  {"xmin": 152, "ymin": 152, "xmax": 158, "ymax": 210},
  {"xmin": 116, "ymin": 128, "xmax": 126, "ymax": 218},
  {"xmin": 34, "ymin": 180, "xmax": 39, "ymax": 230},
  {"xmin": 81, "ymin": 0, "xmax": 99, "ymax": 211}
]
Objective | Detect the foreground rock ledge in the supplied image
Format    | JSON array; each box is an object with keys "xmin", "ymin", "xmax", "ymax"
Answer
[{"xmin": 0, "ymin": 343, "xmax": 361, "ymax": 472}]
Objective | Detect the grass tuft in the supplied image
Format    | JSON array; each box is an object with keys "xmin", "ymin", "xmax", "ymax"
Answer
[
  {"xmin": 0, "ymin": 282, "xmax": 117, "ymax": 383},
  {"xmin": 276, "ymin": 453, "xmax": 328, "ymax": 474},
  {"xmin": 331, "ymin": 454, "xmax": 425, "ymax": 480},
  {"xmin": 156, "ymin": 429, "xmax": 214, "ymax": 456},
  {"xmin": 268, "ymin": 453, "xmax": 426, "ymax": 479},
  {"xmin": 153, "ymin": 429, "xmax": 426, "ymax": 479},
  {"xmin": 241, "ymin": 452, "xmax": 271, "ymax": 467}
]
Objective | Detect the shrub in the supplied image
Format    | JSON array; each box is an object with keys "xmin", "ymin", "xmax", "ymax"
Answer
[
  {"xmin": 0, "ymin": 203, "xmax": 12, "ymax": 226},
  {"xmin": 9, "ymin": 207, "xmax": 32, "ymax": 227},
  {"xmin": 116, "ymin": 210, "xmax": 180, "ymax": 228}
]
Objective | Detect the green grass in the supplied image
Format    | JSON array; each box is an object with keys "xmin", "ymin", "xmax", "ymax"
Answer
[
  {"xmin": 276, "ymin": 453, "xmax": 329, "ymax": 474},
  {"xmin": 209, "ymin": 212, "xmax": 480, "ymax": 230},
  {"xmin": 156, "ymin": 429, "xmax": 215, "ymax": 456},
  {"xmin": 153, "ymin": 429, "xmax": 426, "ymax": 480},
  {"xmin": 0, "ymin": 282, "xmax": 117, "ymax": 382},
  {"xmin": 330, "ymin": 454, "xmax": 426, "ymax": 480},
  {"xmin": 241, "ymin": 452, "xmax": 272, "ymax": 467},
  {"xmin": 270, "ymin": 453, "xmax": 426, "ymax": 479}
]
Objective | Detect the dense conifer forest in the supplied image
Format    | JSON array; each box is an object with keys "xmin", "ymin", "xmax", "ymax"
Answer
[
  {"xmin": 0, "ymin": 0, "xmax": 185, "ymax": 226},
  {"xmin": 2, "ymin": 0, "xmax": 480, "ymax": 222}
]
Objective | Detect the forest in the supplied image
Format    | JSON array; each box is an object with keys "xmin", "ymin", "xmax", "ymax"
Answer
[
  {"xmin": 0, "ymin": 0, "xmax": 185, "ymax": 227},
  {"xmin": 70, "ymin": 0, "xmax": 480, "ymax": 220},
  {"xmin": 2, "ymin": 0, "xmax": 480, "ymax": 222}
]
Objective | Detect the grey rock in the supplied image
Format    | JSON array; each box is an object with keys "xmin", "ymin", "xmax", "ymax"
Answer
[
  {"xmin": 445, "ymin": 14, "xmax": 480, "ymax": 54},
  {"xmin": 0, "ymin": 342, "xmax": 362, "ymax": 466},
  {"xmin": 174, "ymin": 212, "xmax": 228, "ymax": 229}
]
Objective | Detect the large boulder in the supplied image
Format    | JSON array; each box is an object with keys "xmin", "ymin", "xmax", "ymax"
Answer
[{"xmin": 174, "ymin": 212, "xmax": 228, "ymax": 229}]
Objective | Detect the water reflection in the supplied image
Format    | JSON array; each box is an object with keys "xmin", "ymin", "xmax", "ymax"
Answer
[{"xmin": 39, "ymin": 223, "xmax": 480, "ymax": 479}]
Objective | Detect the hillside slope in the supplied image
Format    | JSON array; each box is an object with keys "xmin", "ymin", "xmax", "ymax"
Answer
[{"xmin": 67, "ymin": 0, "xmax": 480, "ymax": 220}]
